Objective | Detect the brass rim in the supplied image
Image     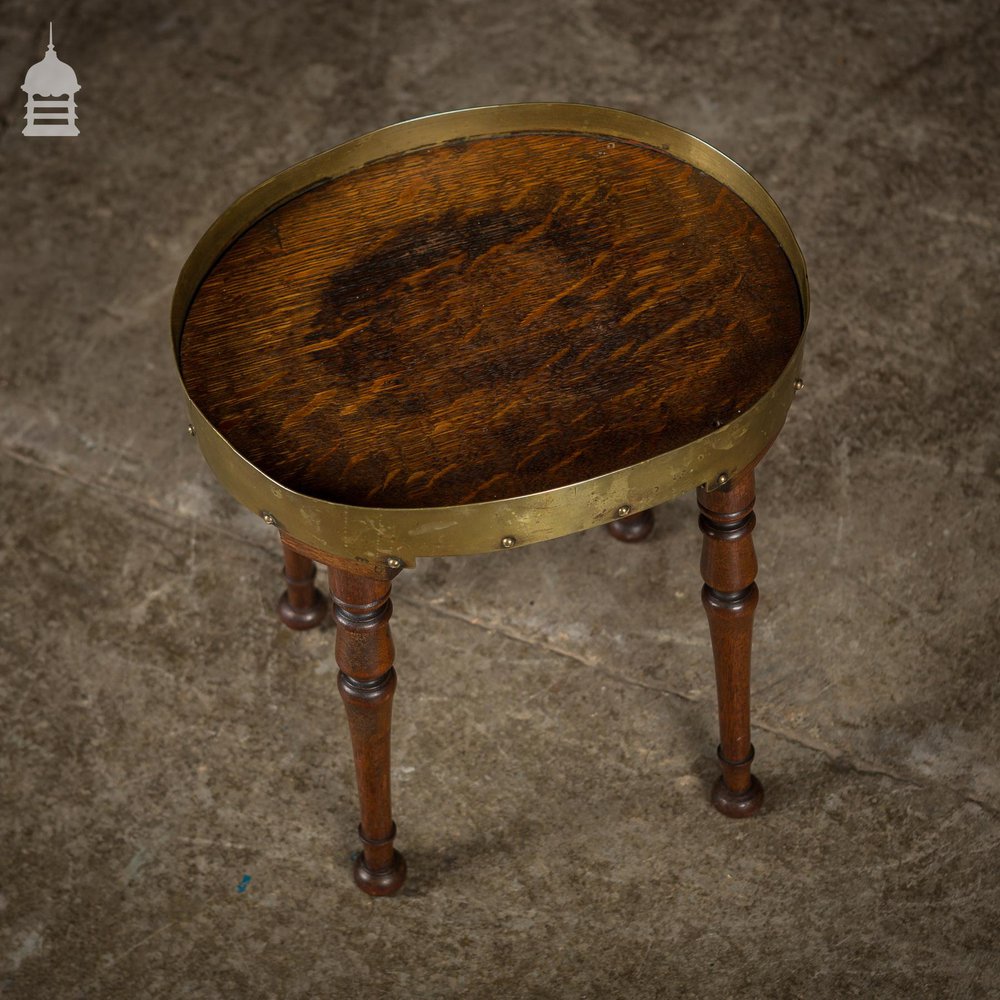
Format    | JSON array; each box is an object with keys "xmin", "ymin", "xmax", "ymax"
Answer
[{"xmin": 172, "ymin": 102, "xmax": 809, "ymax": 566}]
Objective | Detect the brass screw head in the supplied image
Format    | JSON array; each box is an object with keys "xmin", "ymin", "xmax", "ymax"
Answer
[
  {"xmin": 501, "ymin": 536, "xmax": 516, "ymax": 549},
  {"xmin": 793, "ymin": 377, "xmax": 805, "ymax": 392},
  {"xmin": 261, "ymin": 511, "xmax": 276, "ymax": 525},
  {"xmin": 386, "ymin": 556, "xmax": 403, "ymax": 570},
  {"xmin": 186, "ymin": 423, "xmax": 195, "ymax": 436},
  {"xmin": 717, "ymin": 472, "xmax": 730, "ymax": 487},
  {"xmin": 616, "ymin": 504, "xmax": 632, "ymax": 518}
]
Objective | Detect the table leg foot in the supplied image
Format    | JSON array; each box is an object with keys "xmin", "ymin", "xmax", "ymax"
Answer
[
  {"xmin": 606, "ymin": 508, "xmax": 654, "ymax": 542},
  {"xmin": 711, "ymin": 772, "xmax": 764, "ymax": 818},
  {"xmin": 277, "ymin": 542, "xmax": 328, "ymax": 630},
  {"xmin": 353, "ymin": 849, "xmax": 407, "ymax": 896}
]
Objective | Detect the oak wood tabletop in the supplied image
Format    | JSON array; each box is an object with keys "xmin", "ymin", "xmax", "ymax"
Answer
[{"xmin": 180, "ymin": 130, "xmax": 803, "ymax": 509}]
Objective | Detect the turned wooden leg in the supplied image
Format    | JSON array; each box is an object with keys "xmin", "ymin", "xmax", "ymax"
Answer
[
  {"xmin": 277, "ymin": 542, "xmax": 328, "ymax": 630},
  {"xmin": 698, "ymin": 469, "xmax": 764, "ymax": 818},
  {"xmin": 328, "ymin": 565, "xmax": 406, "ymax": 896},
  {"xmin": 606, "ymin": 508, "xmax": 655, "ymax": 542}
]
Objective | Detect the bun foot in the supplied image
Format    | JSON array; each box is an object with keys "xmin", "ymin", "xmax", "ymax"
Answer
[
  {"xmin": 711, "ymin": 774, "xmax": 764, "ymax": 818},
  {"xmin": 353, "ymin": 850, "xmax": 407, "ymax": 896},
  {"xmin": 606, "ymin": 508, "xmax": 654, "ymax": 543},
  {"xmin": 277, "ymin": 589, "xmax": 328, "ymax": 630}
]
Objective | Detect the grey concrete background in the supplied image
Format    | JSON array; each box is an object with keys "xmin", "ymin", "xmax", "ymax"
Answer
[{"xmin": 1, "ymin": 0, "xmax": 998, "ymax": 996}]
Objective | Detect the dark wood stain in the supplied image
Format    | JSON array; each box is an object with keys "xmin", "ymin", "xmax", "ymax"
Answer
[{"xmin": 180, "ymin": 131, "xmax": 803, "ymax": 508}]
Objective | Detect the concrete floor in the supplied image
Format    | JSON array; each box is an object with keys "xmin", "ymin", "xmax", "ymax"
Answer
[{"xmin": 2, "ymin": 0, "xmax": 998, "ymax": 996}]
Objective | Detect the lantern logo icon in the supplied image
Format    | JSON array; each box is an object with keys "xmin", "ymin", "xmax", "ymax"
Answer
[{"xmin": 21, "ymin": 23, "xmax": 80, "ymax": 137}]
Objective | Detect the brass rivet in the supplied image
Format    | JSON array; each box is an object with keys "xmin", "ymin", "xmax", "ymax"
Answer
[
  {"xmin": 616, "ymin": 504, "xmax": 631, "ymax": 518},
  {"xmin": 186, "ymin": 423, "xmax": 195, "ymax": 436},
  {"xmin": 261, "ymin": 511, "xmax": 276, "ymax": 525},
  {"xmin": 386, "ymin": 556, "xmax": 403, "ymax": 570},
  {"xmin": 717, "ymin": 473, "xmax": 730, "ymax": 487},
  {"xmin": 501, "ymin": 536, "xmax": 516, "ymax": 549},
  {"xmin": 793, "ymin": 377, "xmax": 805, "ymax": 392}
]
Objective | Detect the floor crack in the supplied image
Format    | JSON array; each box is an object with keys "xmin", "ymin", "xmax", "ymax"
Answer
[
  {"xmin": 393, "ymin": 594, "xmax": 600, "ymax": 669},
  {"xmin": 2, "ymin": 445, "xmax": 274, "ymax": 557},
  {"xmin": 395, "ymin": 593, "xmax": 999, "ymax": 819}
]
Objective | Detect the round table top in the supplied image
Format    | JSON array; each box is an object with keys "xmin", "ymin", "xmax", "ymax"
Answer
[{"xmin": 173, "ymin": 104, "xmax": 807, "ymax": 563}]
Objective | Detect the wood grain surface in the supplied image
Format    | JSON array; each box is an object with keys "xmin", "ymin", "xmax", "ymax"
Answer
[{"xmin": 180, "ymin": 131, "xmax": 803, "ymax": 508}]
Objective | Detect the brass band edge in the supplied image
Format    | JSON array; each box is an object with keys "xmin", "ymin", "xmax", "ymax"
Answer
[{"xmin": 173, "ymin": 102, "xmax": 810, "ymax": 564}]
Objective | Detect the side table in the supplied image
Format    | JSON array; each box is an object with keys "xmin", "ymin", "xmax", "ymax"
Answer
[{"xmin": 171, "ymin": 103, "xmax": 808, "ymax": 895}]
